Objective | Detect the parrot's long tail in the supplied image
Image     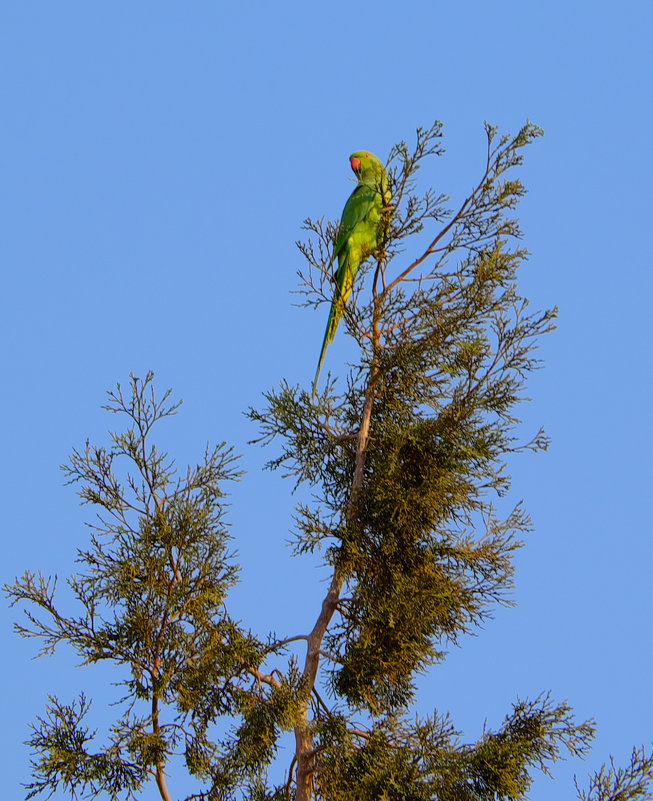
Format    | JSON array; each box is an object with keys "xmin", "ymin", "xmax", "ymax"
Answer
[
  {"xmin": 311, "ymin": 275, "xmax": 354, "ymax": 400},
  {"xmin": 311, "ymin": 302, "xmax": 339, "ymax": 400}
]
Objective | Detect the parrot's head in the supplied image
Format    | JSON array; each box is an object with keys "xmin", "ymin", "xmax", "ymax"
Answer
[{"xmin": 349, "ymin": 151, "xmax": 385, "ymax": 181}]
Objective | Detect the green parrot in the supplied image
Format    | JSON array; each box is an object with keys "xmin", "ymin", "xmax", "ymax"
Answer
[{"xmin": 312, "ymin": 150, "xmax": 389, "ymax": 398}]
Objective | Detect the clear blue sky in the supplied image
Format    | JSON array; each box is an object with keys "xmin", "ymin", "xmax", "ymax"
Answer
[{"xmin": 1, "ymin": 2, "xmax": 651, "ymax": 799}]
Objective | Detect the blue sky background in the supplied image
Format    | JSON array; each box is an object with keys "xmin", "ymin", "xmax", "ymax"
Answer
[{"xmin": 1, "ymin": 2, "xmax": 651, "ymax": 799}]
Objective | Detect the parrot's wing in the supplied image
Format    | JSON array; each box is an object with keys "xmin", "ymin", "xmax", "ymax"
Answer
[{"xmin": 332, "ymin": 183, "xmax": 378, "ymax": 261}]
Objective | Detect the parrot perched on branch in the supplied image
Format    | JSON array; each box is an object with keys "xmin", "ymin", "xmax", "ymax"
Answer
[{"xmin": 312, "ymin": 150, "xmax": 390, "ymax": 399}]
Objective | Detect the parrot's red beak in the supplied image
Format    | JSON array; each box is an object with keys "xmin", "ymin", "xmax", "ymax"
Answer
[{"xmin": 350, "ymin": 157, "xmax": 361, "ymax": 173}]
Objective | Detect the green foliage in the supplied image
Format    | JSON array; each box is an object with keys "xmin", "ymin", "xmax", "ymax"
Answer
[
  {"xmin": 22, "ymin": 694, "xmax": 149, "ymax": 800},
  {"xmin": 7, "ymin": 122, "xmax": 649, "ymax": 801},
  {"xmin": 5, "ymin": 373, "xmax": 297, "ymax": 800},
  {"xmin": 576, "ymin": 747, "xmax": 653, "ymax": 801},
  {"xmin": 315, "ymin": 696, "xmax": 594, "ymax": 801}
]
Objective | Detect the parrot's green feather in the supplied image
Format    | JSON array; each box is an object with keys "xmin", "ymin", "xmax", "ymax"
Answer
[{"xmin": 312, "ymin": 151, "xmax": 389, "ymax": 399}]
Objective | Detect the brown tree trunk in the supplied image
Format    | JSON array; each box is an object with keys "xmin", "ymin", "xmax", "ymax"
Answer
[{"xmin": 294, "ymin": 365, "xmax": 377, "ymax": 800}]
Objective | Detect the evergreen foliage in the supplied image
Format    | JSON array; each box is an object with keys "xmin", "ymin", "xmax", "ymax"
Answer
[{"xmin": 6, "ymin": 121, "xmax": 652, "ymax": 800}]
